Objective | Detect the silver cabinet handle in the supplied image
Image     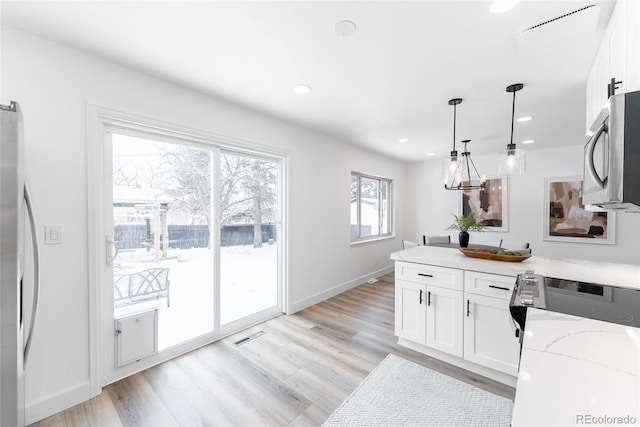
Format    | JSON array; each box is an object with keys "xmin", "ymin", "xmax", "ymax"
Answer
[
  {"xmin": 23, "ymin": 183, "xmax": 41, "ymax": 363},
  {"xmin": 489, "ymin": 285, "xmax": 510, "ymax": 291},
  {"xmin": 106, "ymin": 235, "xmax": 119, "ymax": 267}
]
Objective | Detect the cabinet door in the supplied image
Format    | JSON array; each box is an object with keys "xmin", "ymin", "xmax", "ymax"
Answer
[
  {"xmin": 464, "ymin": 293, "xmax": 520, "ymax": 376},
  {"xmin": 426, "ymin": 286, "xmax": 463, "ymax": 357},
  {"xmin": 607, "ymin": 1, "xmax": 627, "ymax": 96},
  {"xmin": 626, "ymin": 0, "xmax": 640, "ymax": 91},
  {"xmin": 395, "ymin": 279, "xmax": 426, "ymax": 345}
]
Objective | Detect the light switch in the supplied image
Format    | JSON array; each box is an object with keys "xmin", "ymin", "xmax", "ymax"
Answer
[{"xmin": 45, "ymin": 225, "xmax": 63, "ymax": 245}]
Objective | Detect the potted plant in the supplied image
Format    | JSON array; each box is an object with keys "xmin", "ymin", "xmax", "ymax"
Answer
[{"xmin": 445, "ymin": 213, "xmax": 485, "ymax": 248}]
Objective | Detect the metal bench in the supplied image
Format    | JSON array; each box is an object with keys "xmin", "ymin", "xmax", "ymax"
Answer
[{"xmin": 114, "ymin": 268, "xmax": 170, "ymax": 308}]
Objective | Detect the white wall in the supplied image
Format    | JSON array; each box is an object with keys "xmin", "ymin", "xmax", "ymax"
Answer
[
  {"xmin": 406, "ymin": 145, "xmax": 640, "ymax": 265},
  {"xmin": 1, "ymin": 26, "xmax": 405, "ymax": 422}
]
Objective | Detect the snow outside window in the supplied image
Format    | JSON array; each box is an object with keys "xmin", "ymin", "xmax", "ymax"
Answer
[{"xmin": 351, "ymin": 172, "xmax": 392, "ymax": 242}]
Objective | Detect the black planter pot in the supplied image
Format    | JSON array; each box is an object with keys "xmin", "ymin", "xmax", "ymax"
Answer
[{"xmin": 459, "ymin": 231, "xmax": 470, "ymax": 248}]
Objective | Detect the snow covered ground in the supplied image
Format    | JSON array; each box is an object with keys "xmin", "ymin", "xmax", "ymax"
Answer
[{"xmin": 114, "ymin": 244, "xmax": 278, "ymax": 350}]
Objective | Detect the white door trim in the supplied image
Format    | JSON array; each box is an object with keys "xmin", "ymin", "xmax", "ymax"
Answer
[{"xmin": 86, "ymin": 104, "xmax": 288, "ymax": 394}]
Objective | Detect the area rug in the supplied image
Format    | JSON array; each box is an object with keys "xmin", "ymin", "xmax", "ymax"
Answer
[{"xmin": 323, "ymin": 354, "xmax": 513, "ymax": 426}]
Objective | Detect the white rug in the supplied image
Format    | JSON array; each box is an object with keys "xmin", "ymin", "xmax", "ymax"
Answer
[{"xmin": 323, "ymin": 354, "xmax": 513, "ymax": 427}]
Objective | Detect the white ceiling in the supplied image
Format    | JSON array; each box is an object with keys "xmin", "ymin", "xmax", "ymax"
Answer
[{"xmin": 0, "ymin": 1, "xmax": 615, "ymax": 162}]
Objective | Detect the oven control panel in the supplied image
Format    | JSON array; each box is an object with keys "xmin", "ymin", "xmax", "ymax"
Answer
[
  {"xmin": 509, "ymin": 270, "xmax": 547, "ymax": 335},
  {"xmin": 514, "ymin": 270, "xmax": 546, "ymax": 308}
]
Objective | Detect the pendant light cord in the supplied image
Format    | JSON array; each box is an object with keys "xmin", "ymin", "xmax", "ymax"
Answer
[
  {"xmin": 453, "ymin": 103, "xmax": 457, "ymax": 152},
  {"xmin": 510, "ymin": 89, "xmax": 516, "ymax": 145}
]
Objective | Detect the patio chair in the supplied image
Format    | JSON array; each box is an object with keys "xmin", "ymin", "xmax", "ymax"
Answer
[{"xmin": 114, "ymin": 267, "xmax": 171, "ymax": 308}]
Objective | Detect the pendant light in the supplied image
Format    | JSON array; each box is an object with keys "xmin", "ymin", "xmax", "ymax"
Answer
[
  {"xmin": 497, "ymin": 83, "xmax": 526, "ymax": 176},
  {"xmin": 442, "ymin": 98, "xmax": 486, "ymax": 191}
]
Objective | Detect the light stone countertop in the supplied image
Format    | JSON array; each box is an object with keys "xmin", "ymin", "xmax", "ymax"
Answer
[
  {"xmin": 511, "ymin": 308, "xmax": 640, "ymax": 426},
  {"xmin": 390, "ymin": 246, "xmax": 640, "ymax": 290}
]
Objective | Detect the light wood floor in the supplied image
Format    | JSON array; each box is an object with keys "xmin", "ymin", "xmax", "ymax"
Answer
[{"xmin": 32, "ymin": 273, "xmax": 515, "ymax": 426}]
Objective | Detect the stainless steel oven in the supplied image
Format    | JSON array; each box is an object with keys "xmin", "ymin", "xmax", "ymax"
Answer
[{"xmin": 509, "ymin": 270, "xmax": 640, "ymax": 347}]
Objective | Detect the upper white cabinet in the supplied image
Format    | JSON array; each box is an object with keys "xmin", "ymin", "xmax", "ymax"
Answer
[{"xmin": 586, "ymin": 0, "xmax": 640, "ymax": 127}]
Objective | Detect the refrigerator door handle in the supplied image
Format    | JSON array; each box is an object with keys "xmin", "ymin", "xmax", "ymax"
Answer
[{"xmin": 23, "ymin": 182, "xmax": 41, "ymax": 363}]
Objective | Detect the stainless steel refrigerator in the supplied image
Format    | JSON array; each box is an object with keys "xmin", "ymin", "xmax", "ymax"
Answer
[{"xmin": 1, "ymin": 101, "xmax": 40, "ymax": 427}]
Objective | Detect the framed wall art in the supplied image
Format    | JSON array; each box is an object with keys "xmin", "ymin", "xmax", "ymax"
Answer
[
  {"xmin": 460, "ymin": 176, "xmax": 508, "ymax": 232},
  {"xmin": 543, "ymin": 176, "xmax": 615, "ymax": 244}
]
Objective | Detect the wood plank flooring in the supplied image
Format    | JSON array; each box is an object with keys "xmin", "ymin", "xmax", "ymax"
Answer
[{"xmin": 31, "ymin": 273, "xmax": 515, "ymax": 426}]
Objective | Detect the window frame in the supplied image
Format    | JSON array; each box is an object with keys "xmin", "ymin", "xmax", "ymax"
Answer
[{"xmin": 350, "ymin": 171, "xmax": 393, "ymax": 243}]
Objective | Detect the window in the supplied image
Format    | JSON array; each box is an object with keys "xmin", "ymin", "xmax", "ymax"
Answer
[{"xmin": 351, "ymin": 172, "xmax": 392, "ymax": 242}]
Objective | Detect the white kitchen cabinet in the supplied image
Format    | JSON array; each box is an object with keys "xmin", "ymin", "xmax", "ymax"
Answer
[
  {"xmin": 426, "ymin": 285, "xmax": 463, "ymax": 357},
  {"xmin": 463, "ymin": 293, "xmax": 520, "ymax": 376},
  {"xmin": 395, "ymin": 279, "xmax": 426, "ymax": 345},
  {"xmin": 395, "ymin": 262, "xmax": 463, "ymax": 356},
  {"xmin": 586, "ymin": 0, "xmax": 640, "ymax": 128},
  {"xmin": 463, "ymin": 271, "xmax": 520, "ymax": 376}
]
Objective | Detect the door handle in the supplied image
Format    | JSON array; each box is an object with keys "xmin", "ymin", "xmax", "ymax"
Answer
[
  {"xmin": 427, "ymin": 291, "xmax": 431, "ymax": 306},
  {"xmin": 23, "ymin": 183, "xmax": 41, "ymax": 363},
  {"xmin": 466, "ymin": 299, "xmax": 471, "ymax": 317},
  {"xmin": 106, "ymin": 235, "xmax": 119, "ymax": 267},
  {"xmin": 419, "ymin": 289, "xmax": 424, "ymax": 304}
]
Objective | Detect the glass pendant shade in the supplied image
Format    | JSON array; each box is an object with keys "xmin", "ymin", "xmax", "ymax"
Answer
[
  {"xmin": 444, "ymin": 141, "xmax": 486, "ymax": 190},
  {"xmin": 442, "ymin": 153, "xmax": 460, "ymax": 185},
  {"xmin": 497, "ymin": 145, "xmax": 526, "ymax": 176},
  {"xmin": 441, "ymin": 97, "xmax": 486, "ymax": 191},
  {"xmin": 498, "ymin": 83, "xmax": 526, "ymax": 176}
]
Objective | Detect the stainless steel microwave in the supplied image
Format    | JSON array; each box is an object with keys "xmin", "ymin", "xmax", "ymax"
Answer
[{"xmin": 583, "ymin": 90, "xmax": 640, "ymax": 210}]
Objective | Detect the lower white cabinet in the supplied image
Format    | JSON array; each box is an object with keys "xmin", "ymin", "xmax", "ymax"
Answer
[
  {"xmin": 463, "ymin": 293, "xmax": 520, "ymax": 376},
  {"xmin": 395, "ymin": 262, "xmax": 520, "ymax": 381},
  {"xmin": 395, "ymin": 279, "xmax": 426, "ymax": 345},
  {"xmin": 426, "ymin": 285, "xmax": 463, "ymax": 357},
  {"xmin": 395, "ymin": 262, "xmax": 464, "ymax": 358}
]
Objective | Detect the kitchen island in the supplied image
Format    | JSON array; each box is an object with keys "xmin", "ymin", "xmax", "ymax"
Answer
[
  {"xmin": 511, "ymin": 308, "xmax": 640, "ymax": 426},
  {"xmin": 391, "ymin": 245, "xmax": 640, "ymax": 424},
  {"xmin": 391, "ymin": 245, "xmax": 640, "ymax": 290}
]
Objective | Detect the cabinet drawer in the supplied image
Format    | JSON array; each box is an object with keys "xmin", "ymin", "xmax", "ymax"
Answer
[
  {"xmin": 464, "ymin": 271, "xmax": 515, "ymax": 300},
  {"xmin": 396, "ymin": 261, "xmax": 462, "ymax": 291}
]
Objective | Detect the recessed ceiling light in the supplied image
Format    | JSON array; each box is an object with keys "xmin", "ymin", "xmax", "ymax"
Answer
[
  {"xmin": 522, "ymin": 139, "xmax": 535, "ymax": 144},
  {"xmin": 399, "ymin": 138, "xmax": 409, "ymax": 143},
  {"xmin": 335, "ymin": 20, "xmax": 357, "ymax": 37},
  {"xmin": 426, "ymin": 153, "xmax": 435, "ymax": 157},
  {"xmin": 293, "ymin": 84, "xmax": 311, "ymax": 94},
  {"xmin": 489, "ymin": 0, "xmax": 521, "ymax": 14},
  {"xmin": 517, "ymin": 116, "xmax": 534, "ymax": 122}
]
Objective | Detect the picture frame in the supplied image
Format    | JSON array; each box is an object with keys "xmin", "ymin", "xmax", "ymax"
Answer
[
  {"xmin": 460, "ymin": 176, "xmax": 508, "ymax": 232},
  {"xmin": 543, "ymin": 176, "xmax": 615, "ymax": 244}
]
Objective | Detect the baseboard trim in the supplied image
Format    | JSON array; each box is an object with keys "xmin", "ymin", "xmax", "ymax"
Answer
[
  {"xmin": 26, "ymin": 380, "xmax": 92, "ymax": 425},
  {"xmin": 397, "ymin": 338, "xmax": 518, "ymax": 388},
  {"xmin": 288, "ymin": 265, "xmax": 394, "ymax": 314}
]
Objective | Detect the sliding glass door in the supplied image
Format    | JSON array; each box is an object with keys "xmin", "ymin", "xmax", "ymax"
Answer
[
  {"xmin": 104, "ymin": 125, "xmax": 284, "ymax": 374},
  {"xmin": 219, "ymin": 152, "xmax": 279, "ymax": 325},
  {"xmin": 111, "ymin": 133, "xmax": 215, "ymax": 350}
]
